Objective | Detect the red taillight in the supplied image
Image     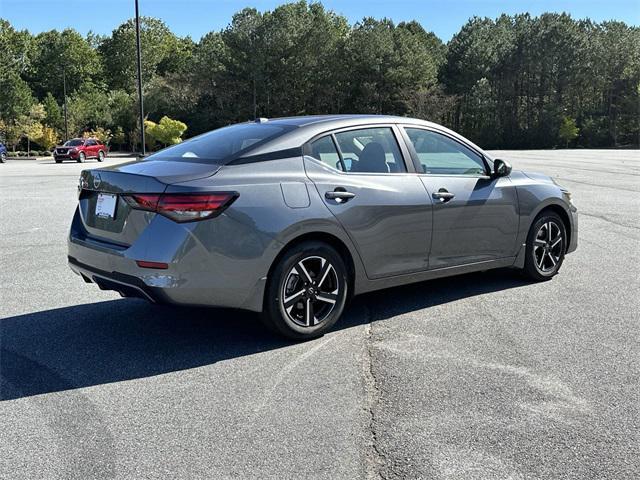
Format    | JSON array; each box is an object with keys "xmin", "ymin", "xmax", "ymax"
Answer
[
  {"xmin": 123, "ymin": 192, "xmax": 238, "ymax": 222},
  {"xmin": 126, "ymin": 194, "xmax": 161, "ymax": 210}
]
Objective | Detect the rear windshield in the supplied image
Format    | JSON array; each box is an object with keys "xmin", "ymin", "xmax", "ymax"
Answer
[
  {"xmin": 64, "ymin": 139, "xmax": 84, "ymax": 146},
  {"xmin": 146, "ymin": 123, "xmax": 295, "ymax": 164}
]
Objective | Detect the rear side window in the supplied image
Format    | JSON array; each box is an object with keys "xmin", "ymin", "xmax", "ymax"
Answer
[
  {"xmin": 404, "ymin": 128, "xmax": 486, "ymax": 175},
  {"xmin": 147, "ymin": 123, "xmax": 295, "ymax": 164},
  {"xmin": 309, "ymin": 136, "xmax": 344, "ymax": 171},
  {"xmin": 334, "ymin": 127, "xmax": 406, "ymax": 173}
]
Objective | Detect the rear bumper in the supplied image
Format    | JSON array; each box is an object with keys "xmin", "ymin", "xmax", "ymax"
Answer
[
  {"xmin": 67, "ymin": 206, "xmax": 272, "ymax": 312},
  {"xmin": 68, "ymin": 255, "xmax": 167, "ymax": 303}
]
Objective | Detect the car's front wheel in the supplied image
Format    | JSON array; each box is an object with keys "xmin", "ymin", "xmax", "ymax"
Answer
[
  {"xmin": 263, "ymin": 241, "xmax": 348, "ymax": 340},
  {"xmin": 523, "ymin": 211, "xmax": 567, "ymax": 281}
]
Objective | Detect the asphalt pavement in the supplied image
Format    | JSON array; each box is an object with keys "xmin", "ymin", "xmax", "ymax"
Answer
[{"xmin": 1, "ymin": 150, "xmax": 638, "ymax": 479}]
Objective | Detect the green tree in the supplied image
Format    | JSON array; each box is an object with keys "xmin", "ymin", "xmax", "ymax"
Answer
[
  {"xmin": 99, "ymin": 17, "xmax": 190, "ymax": 92},
  {"xmin": 0, "ymin": 72, "xmax": 34, "ymax": 123},
  {"xmin": 42, "ymin": 92, "xmax": 63, "ymax": 133},
  {"xmin": 66, "ymin": 84, "xmax": 111, "ymax": 136},
  {"xmin": 22, "ymin": 103, "xmax": 46, "ymax": 154},
  {"xmin": 558, "ymin": 117, "xmax": 579, "ymax": 147},
  {"xmin": 0, "ymin": 19, "xmax": 33, "ymax": 75},
  {"xmin": 29, "ymin": 29, "xmax": 102, "ymax": 99},
  {"xmin": 111, "ymin": 126, "xmax": 126, "ymax": 150}
]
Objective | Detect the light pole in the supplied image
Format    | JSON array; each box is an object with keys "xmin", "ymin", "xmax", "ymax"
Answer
[
  {"xmin": 62, "ymin": 65, "xmax": 69, "ymax": 141},
  {"xmin": 135, "ymin": 0, "xmax": 146, "ymax": 156}
]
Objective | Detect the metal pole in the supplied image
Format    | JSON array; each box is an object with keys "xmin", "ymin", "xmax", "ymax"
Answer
[
  {"xmin": 63, "ymin": 66, "xmax": 68, "ymax": 141},
  {"xmin": 135, "ymin": 0, "xmax": 146, "ymax": 156}
]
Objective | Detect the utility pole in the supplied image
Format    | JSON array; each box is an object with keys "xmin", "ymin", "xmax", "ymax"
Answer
[
  {"xmin": 135, "ymin": 0, "xmax": 146, "ymax": 156},
  {"xmin": 63, "ymin": 65, "xmax": 69, "ymax": 141}
]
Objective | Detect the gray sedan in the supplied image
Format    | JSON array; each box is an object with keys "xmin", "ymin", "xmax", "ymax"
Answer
[{"xmin": 68, "ymin": 115, "xmax": 577, "ymax": 339}]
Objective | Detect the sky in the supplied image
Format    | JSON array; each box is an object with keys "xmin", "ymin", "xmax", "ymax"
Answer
[{"xmin": 1, "ymin": 0, "xmax": 639, "ymax": 41}]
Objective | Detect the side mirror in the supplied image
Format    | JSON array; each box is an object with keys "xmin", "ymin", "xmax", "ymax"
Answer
[{"xmin": 492, "ymin": 158, "xmax": 512, "ymax": 178}]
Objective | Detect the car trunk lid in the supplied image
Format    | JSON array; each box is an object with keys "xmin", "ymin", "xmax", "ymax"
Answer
[{"xmin": 78, "ymin": 160, "xmax": 221, "ymax": 245}]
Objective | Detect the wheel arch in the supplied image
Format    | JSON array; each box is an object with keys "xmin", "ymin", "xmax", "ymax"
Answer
[
  {"xmin": 533, "ymin": 203, "xmax": 572, "ymax": 250},
  {"xmin": 514, "ymin": 200, "xmax": 573, "ymax": 269},
  {"xmin": 264, "ymin": 231, "xmax": 358, "ymax": 306}
]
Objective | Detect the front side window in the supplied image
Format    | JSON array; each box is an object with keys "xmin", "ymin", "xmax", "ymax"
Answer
[
  {"xmin": 309, "ymin": 136, "xmax": 343, "ymax": 171},
  {"xmin": 404, "ymin": 128, "xmax": 486, "ymax": 175},
  {"xmin": 334, "ymin": 127, "xmax": 406, "ymax": 173}
]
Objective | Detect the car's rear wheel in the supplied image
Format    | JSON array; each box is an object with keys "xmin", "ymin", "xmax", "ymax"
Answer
[
  {"xmin": 523, "ymin": 211, "xmax": 567, "ymax": 281},
  {"xmin": 0, "ymin": 153, "xmax": 6, "ymax": 163},
  {"xmin": 77, "ymin": 152, "xmax": 85, "ymax": 163},
  {"xmin": 263, "ymin": 241, "xmax": 348, "ymax": 340},
  {"xmin": 98, "ymin": 150, "xmax": 105, "ymax": 162}
]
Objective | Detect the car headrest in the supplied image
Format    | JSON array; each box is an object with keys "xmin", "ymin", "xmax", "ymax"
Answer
[{"xmin": 355, "ymin": 142, "xmax": 388, "ymax": 173}]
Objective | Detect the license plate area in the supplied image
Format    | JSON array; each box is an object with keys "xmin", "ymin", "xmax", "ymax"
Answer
[{"xmin": 95, "ymin": 193, "xmax": 117, "ymax": 219}]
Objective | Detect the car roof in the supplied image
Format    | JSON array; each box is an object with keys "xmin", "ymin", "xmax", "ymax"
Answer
[
  {"xmin": 263, "ymin": 114, "xmax": 428, "ymax": 128},
  {"xmin": 240, "ymin": 114, "xmax": 488, "ymax": 159}
]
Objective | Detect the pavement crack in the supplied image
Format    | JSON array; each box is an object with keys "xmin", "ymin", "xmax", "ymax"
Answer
[{"xmin": 362, "ymin": 305, "xmax": 387, "ymax": 480}]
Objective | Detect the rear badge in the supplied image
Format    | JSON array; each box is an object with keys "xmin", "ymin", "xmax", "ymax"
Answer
[{"xmin": 93, "ymin": 173, "xmax": 102, "ymax": 189}]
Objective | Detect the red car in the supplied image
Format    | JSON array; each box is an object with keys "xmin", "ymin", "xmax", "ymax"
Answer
[{"xmin": 54, "ymin": 138, "xmax": 108, "ymax": 163}]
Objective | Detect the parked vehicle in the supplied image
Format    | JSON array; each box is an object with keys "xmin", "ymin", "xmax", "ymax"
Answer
[
  {"xmin": 68, "ymin": 115, "xmax": 578, "ymax": 339},
  {"xmin": 54, "ymin": 138, "xmax": 108, "ymax": 163},
  {"xmin": 0, "ymin": 142, "xmax": 7, "ymax": 163}
]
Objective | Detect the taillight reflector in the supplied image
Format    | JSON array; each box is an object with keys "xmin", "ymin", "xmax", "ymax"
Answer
[{"xmin": 136, "ymin": 260, "xmax": 169, "ymax": 269}]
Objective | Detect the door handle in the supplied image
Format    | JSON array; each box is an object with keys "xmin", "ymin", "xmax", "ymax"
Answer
[
  {"xmin": 325, "ymin": 188, "xmax": 356, "ymax": 203},
  {"xmin": 432, "ymin": 189, "xmax": 455, "ymax": 203}
]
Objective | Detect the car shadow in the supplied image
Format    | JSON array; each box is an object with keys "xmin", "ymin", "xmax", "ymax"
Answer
[{"xmin": 0, "ymin": 269, "xmax": 530, "ymax": 401}]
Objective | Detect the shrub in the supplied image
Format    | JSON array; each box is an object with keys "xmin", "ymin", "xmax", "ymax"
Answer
[{"xmin": 145, "ymin": 116, "xmax": 187, "ymax": 147}]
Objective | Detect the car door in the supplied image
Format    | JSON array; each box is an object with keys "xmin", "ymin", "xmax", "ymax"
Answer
[
  {"xmin": 304, "ymin": 125, "xmax": 432, "ymax": 279},
  {"xmin": 86, "ymin": 139, "xmax": 98, "ymax": 157},
  {"xmin": 401, "ymin": 126, "xmax": 519, "ymax": 269}
]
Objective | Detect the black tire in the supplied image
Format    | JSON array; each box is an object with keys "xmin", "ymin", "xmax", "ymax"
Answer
[
  {"xmin": 98, "ymin": 150, "xmax": 105, "ymax": 162},
  {"xmin": 0, "ymin": 153, "xmax": 5, "ymax": 163},
  {"xmin": 55, "ymin": 158, "xmax": 62, "ymax": 164},
  {"xmin": 523, "ymin": 211, "xmax": 567, "ymax": 281},
  {"xmin": 77, "ymin": 152, "xmax": 85, "ymax": 163},
  {"xmin": 262, "ymin": 241, "xmax": 348, "ymax": 340}
]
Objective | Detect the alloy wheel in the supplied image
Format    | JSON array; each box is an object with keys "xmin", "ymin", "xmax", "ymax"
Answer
[
  {"xmin": 533, "ymin": 221, "xmax": 563, "ymax": 273},
  {"xmin": 281, "ymin": 255, "xmax": 339, "ymax": 327}
]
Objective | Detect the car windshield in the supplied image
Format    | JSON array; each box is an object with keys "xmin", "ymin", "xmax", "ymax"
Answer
[
  {"xmin": 146, "ymin": 123, "xmax": 295, "ymax": 164},
  {"xmin": 64, "ymin": 139, "xmax": 84, "ymax": 146}
]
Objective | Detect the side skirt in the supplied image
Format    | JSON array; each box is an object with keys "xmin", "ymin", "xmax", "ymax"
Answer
[{"xmin": 354, "ymin": 257, "xmax": 517, "ymax": 296}]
